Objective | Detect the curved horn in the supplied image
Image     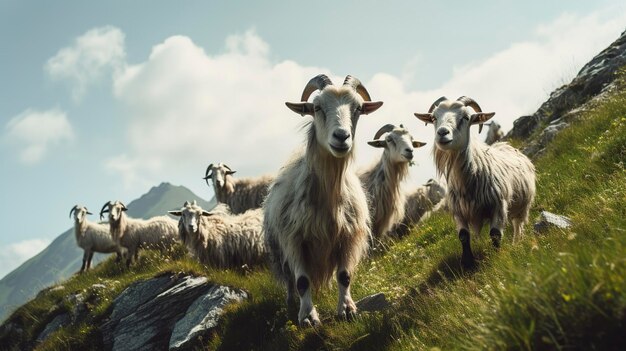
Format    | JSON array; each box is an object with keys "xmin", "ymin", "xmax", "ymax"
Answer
[
  {"xmin": 428, "ymin": 96, "xmax": 449, "ymax": 113},
  {"xmin": 183, "ymin": 201, "xmax": 190, "ymax": 207},
  {"xmin": 301, "ymin": 74, "xmax": 333, "ymax": 102},
  {"xmin": 99, "ymin": 201, "xmax": 111, "ymax": 220},
  {"xmin": 343, "ymin": 75, "xmax": 371, "ymax": 101},
  {"xmin": 203, "ymin": 164, "xmax": 214, "ymax": 186},
  {"xmin": 456, "ymin": 96, "xmax": 482, "ymax": 112},
  {"xmin": 69, "ymin": 205, "xmax": 79, "ymax": 219},
  {"xmin": 373, "ymin": 124, "xmax": 396, "ymax": 140}
]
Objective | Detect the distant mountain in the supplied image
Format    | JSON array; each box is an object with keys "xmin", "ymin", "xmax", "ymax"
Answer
[{"xmin": 0, "ymin": 182, "xmax": 215, "ymax": 322}]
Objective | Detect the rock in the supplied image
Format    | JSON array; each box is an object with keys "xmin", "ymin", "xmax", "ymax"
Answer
[
  {"xmin": 36, "ymin": 313, "xmax": 71, "ymax": 343},
  {"xmin": 101, "ymin": 274, "xmax": 247, "ymax": 351},
  {"xmin": 169, "ymin": 285, "xmax": 248, "ymax": 350},
  {"xmin": 91, "ymin": 283, "xmax": 107, "ymax": 290},
  {"xmin": 534, "ymin": 211, "xmax": 573, "ymax": 233},
  {"xmin": 355, "ymin": 293, "xmax": 390, "ymax": 312},
  {"xmin": 506, "ymin": 30, "xmax": 626, "ymax": 141},
  {"xmin": 523, "ymin": 120, "xmax": 570, "ymax": 157}
]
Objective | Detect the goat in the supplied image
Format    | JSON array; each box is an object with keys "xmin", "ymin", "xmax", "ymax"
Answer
[
  {"xmin": 393, "ymin": 179, "xmax": 446, "ymax": 237},
  {"xmin": 69, "ymin": 205, "xmax": 121, "ymax": 273},
  {"xmin": 99, "ymin": 200, "xmax": 178, "ymax": 267},
  {"xmin": 169, "ymin": 201, "xmax": 266, "ymax": 268},
  {"xmin": 359, "ymin": 124, "xmax": 426, "ymax": 246},
  {"xmin": 203, "ymin": 163, "xmax": 273, "ymax": 214},
  {"xmin": 484, "ymin": 121, "xmax": 504, "ymax": 145},
  {"xmin": 415, "ymin": 96, "xmax": 536, "ymax": 267},
  {"xmin": 263, "ymin": 74, "xmax": 383, "ymax": 326}
]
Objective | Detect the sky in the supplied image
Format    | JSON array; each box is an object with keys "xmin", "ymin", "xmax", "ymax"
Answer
[{"xmin": 1, "ymin": 0, "xmax": 625, "ymax": 279}]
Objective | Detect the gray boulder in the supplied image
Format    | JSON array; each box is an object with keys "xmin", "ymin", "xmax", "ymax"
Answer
[
  {"xmin": 101, "ymin": 274, "xmax": 248, "ymax": 351},
  {"xmin": 534, "ymin": 211, "xmax": 573, "ymax": 233},
  {"xmin": 36, "ymin": 313, "xmax": 71, "ymax": 343}
]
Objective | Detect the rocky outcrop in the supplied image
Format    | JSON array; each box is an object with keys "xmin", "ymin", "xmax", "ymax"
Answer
[
  {"xmin": 507, "ymin": 29, "xmax": 626, "ymax": 148},
  {"xmin": 534, "ymin": 211, "xmax": 573, "ymax": 233},
  {"xmin": 101, "ymin": 273, "xmax": 248, "ymax": 351}
]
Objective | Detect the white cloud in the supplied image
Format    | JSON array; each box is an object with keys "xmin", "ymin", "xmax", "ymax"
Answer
[
  {"xmin": 106, "ymin": 9, "xmax": 626, "ymax": 191},
  {"xmin": 0, "ymin": 239, "xmax": 50, "ymax": 279},
  {"xmin": 4, "ymin": 108, "xmax": 74, "ymax": 164},
  {"xmin": 46, "ymin": 26, "xmax": 125, "ymax": 101}
]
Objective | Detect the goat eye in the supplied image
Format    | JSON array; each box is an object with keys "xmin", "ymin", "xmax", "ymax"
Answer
[{"xmin": 314, "ymin": 106, "xmax": 321, "ymax": 112}]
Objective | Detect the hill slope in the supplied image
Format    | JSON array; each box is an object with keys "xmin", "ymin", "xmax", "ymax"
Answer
[
  {"xmin": 0, "ymin": 182, "xmax": 215, "ymax": 323},
  {"xmin": 1, "ymin": 31, "xmax": 625, "ymax": 351}
]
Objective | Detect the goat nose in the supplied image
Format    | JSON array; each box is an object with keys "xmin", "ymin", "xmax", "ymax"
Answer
[
  {"xmin": 437, "ymin": 128, "xmax": 450, "ymax": 136},
  {"xmin": 405, "ymin": 148, "xmax": 413, "ymax": 153},
  {"xmin": 333, "ymin": 129, "xmax": 351, "ymax": 142}
]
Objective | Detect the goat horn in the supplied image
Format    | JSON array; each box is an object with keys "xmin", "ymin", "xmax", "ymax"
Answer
[
  {"xmin": 428, "ymin": 96, "xmax": 449, "ymax": 113},
  {"xmin": 301, "ymin": 74, "xmax": 333, "ymax": 102},
  {"xmin": 343, "ymin": 75, "xmax": 372, "ymax": 101},
  {"xmin": 184, "ymin": 201, "xmax": 190, "ymax": 207},
  {"xmin": 99, "ymin": 201, "xmax": 111, "ymax": 220},
  {"xmin": 223, "ymin": 164, "xmax": 233, "ymax": 172},
  {"xmin": 69, "ymin": 205, "xmax": 79, "ymax": 219},
  {"xmin": 456, "ymin": 96, "xmax": 483, "ymax": 113},
  {"xmin": 373, "ymin": 124, "xmax": 396, "ymax": 140}
]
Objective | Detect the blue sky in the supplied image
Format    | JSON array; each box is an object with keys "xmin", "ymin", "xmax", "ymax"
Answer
[{"xmin": 1, "ymin": 0, "xmax": 625, "ymax": 278}]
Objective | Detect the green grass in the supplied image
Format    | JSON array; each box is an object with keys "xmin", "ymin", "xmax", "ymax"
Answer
[{"xmin": 3, "ymin": 72, "xmax": 626, "ymax": 351}]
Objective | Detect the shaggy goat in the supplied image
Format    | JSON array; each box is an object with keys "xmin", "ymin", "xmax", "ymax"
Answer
[
  {"xmin": 393, "ymin": 179, "xmax": 446, "ymax": 237},
  {"xmin": 359, "ymin": 124, "xmax": 426, "ymax": 245},
  {"xmin": 203, "ymin": 163, "xmax": 273, "ymax": 214},
  {"xmin": 169, "ymin": 201, "xmax": 266, "ymax": 268},
  {"xmin": 100, "ymin": 200, "xmax": 178, "ymax": 267},
  {"xmin": 484, "ymin": 121, "xmax": 504, "ymax": 145},
  {"xmin": 264, "ymin": 74, "xmax": 383, "ymax": 326},
  {"xmin": 415, "ymin": 96, "xmax": 536, "ymax": 267},
  {"xmin": 69, "ymin": 205, "xmax": 121, "ymax": 273}
]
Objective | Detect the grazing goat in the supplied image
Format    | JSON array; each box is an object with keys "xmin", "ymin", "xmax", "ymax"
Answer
[
  {"xmin": 203, "ymin": 163, "xmax": 273, "ymax": 214},
  {"xmin": 359, "ymin": 124, "xmax": 426, "ymax": 245},
  {"xmin": 69, "ymin": 205, "xmax": 121, "ymax": 273},
  {"xmin": 415, "ymin": 96, "xmax": 535, "ymax": 267},
  {"xmin": 169, "ymin": 201, "xmax": 266, "ymax": 268},
  {"xmin": 484, "ymin": 121, "xmax": 504, "ymax": 145},
  {"xmin": 393, "ymin": 179, "xmax": 446, "ymax": 237},
  {"xmin": 100, "ymin": 201, "xmax": 178, "ymax": 267},
  {"xmin": 264, "ymin": 74, "xmax": 383, "ymax": 326}
]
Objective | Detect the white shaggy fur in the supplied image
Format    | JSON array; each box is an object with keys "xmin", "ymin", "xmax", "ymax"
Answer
[
  {"xmin": 415, "ymin": 96, "xmax": 536, "ymax": 267},
  {"xmin": 169, "ymin": 201, "xmax": 266, "ymax": 268},
  {"xmin": 393, "ymin": 179, "xmax": 447, "ymax": 236},
  {"xmin": 69, "ymin": 205, "xmax": 122, "ymax": 273},
  {"xmin": 484, "ymin": 121, "xmax": 504, "ymax": 145},
  {"xmin": 359, "ymin": 124, "xmax": 426, "ymax": 245},
  {"xmin": 264, "ymin": 74, "xmax": 383, "ymax": 326},
  {"xmin": 204, "ymin": 163, "xmax": 273, "ymax": 214},
  {"xmin": 100, "ymin": 200, "xmax": 179, "ymax": 267}
]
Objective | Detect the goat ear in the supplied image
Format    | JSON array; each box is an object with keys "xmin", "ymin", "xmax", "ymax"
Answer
[
  {"xmin": 201, "ymin": 211, "xmax": 214, "ymax": 217},
  {"xmin": 471, "ymin": 112, "xmax": 495, "ymax": 133},
  {"xmin": 285, "ymin": 102, "xmax": 314, "ymax": 116},
  {"xmin": 168, "ymin": 211, "xmax": 183, "ymax": 217},
  {"xmin": 412, "ymin": 141, "xmax": 427, "ymax": 148},
  {"xmin": 86, "ymin": 211, "xmax": 93, "ymax": 215},
  {"xmin": 414, "ymin": 113, "xmax": 435, "ymax": 125},
  {"xmin": 367, "ymin": 140, "xmax": 386, "ymax": 148},
  {"xmin": 361, "ymin": 101, "xmax": 383, "ymax": 115},
  {"xmin": 226, "ymin": 170, "xmax": 236, "ymax": 175}
]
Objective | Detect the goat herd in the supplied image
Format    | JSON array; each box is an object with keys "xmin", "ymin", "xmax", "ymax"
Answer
[{"xmin": 69, "ymin": 74, "xmax": 535, "ymax": 326}]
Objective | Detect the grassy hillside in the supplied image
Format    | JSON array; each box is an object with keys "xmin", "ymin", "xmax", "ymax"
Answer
[{"xmin": 2, "ymin": 72, "xmax": 626, "ymax": 350}]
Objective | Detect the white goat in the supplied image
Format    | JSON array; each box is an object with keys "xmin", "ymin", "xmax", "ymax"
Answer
[
  {"xmin": 415, "ymin": 96, "xmax": 536, "ymax": 267},
  {"xmin": 359, "ymin": 124, "xmax": 426, "ymax": 245},
  {"xmin": 203, "ymin": 163, "xmax": 273, "ymax": 214},
  {"xmin": 169, "ymin": 201, "xmax": 266, "ymax": 268},
  {"xmin": 484, "ymin": 121, "xmax": 504, "ymax": 145},
  {"xmin": 393, "ymin": 179, "xmax": 446, "ymax": 237},
  {"xmin": 264, "ymin": 74, "xmax": 383, "ymax": 326},
  {"xmin": 69, "ymin": 205, "xmax": 122, "ymax": 273},
  {"xmin": 100, "ymin": 201, "xmax": 179, "ymax": 267}
]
